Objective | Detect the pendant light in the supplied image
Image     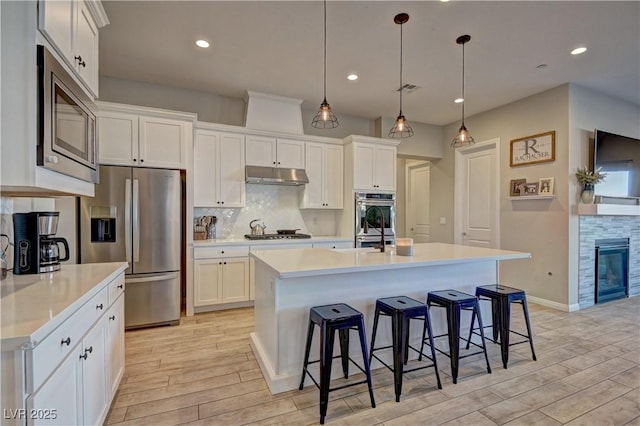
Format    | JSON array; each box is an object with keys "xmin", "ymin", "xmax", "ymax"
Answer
[
  {"xmin": 451, "ymin": 34, "xmax": 475, "ymax": 147},
  {"xmin": 311, "ymin": 0, "xmax": 339, "ymax": 129},
  {"xmin": 389, "ymin": 13, "xmax": 414, "ymax": 138}
]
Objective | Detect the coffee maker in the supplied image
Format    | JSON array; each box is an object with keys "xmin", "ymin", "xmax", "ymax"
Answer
[{"xmin": 13, "ymin": 212, "xmax": 69, "ymax": 274}]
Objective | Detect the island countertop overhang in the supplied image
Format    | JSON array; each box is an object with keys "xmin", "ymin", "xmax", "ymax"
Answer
[{"xmin": 250, "ymin": 243, "xmax": 531, "ymax": 279}]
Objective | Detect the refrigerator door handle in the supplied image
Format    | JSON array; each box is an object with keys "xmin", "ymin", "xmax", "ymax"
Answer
[
  {"xmin": 126, "ymin": 272, "xmax": 179, "ymax": 283},
  {"xmin": 125, "ymin": 178, "xmax": 132, "ymax": 265},
  {"xmin": 133, "ymin": 178, "xmax": 140, "ymax": 263}
]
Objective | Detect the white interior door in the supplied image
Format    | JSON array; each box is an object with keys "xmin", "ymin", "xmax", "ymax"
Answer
[
  {"xmin": 406, "ymin": 161, "xmax": 431, "ymax": 242},
  {"xmin": 454, "ymin": 139, "xmax": 500, "ymax": 248}
]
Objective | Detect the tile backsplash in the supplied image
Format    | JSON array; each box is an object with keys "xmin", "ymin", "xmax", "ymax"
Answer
[{"xmin": 194, "ymin": 185, "xmax": 339, "ymax": 238}]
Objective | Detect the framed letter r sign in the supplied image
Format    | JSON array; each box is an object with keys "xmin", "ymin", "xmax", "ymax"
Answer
[{"xmin": 510, "ymin": 131, "xmax": 556, "ymax": 167}]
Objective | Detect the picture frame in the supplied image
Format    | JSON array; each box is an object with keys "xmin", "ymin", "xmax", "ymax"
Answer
[
  {"xmin": 510, "ymin": 131, "xmax": 556, "ymax": 167},
  {"xmin": 523, "ymin": 182, "xmax": 539, "ymax": 195},
  {"xmin": 509, "ymin": 178, "xmax": 527, "ymax": 196},
  {"xmin": 538, "ymin": 177, "xmax": 555, "ymax": 195}
]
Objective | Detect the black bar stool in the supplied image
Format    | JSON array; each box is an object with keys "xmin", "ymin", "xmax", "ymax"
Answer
[
  {"xmin": 466, "ymin": 284, "xmax": 537, "ymax": 369},
  {"xmin": 425, "ymin": 290, "xmax": 492, "ymax": 384},
  {"xmin": 299, "ymin": 303, "xmax": 375, "ymax": 424},
  {"xmin": 369, "ymin": 296, "xmax": 442, "ymax": 402}
]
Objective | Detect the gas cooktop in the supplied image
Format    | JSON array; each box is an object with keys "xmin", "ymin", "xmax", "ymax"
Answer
[{"xmin": 244, "ymin": 233, "xmax": 312, "ymax": 240}]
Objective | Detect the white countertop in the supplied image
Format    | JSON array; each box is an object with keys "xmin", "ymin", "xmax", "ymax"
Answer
[
  {"xmin": 250, "ymin": 243, "xmax": 531, "ymax": 278},
  {"xmin": 193, "ymin": 235, "xmax": 352, "ymax": 247},
  {"xmin": 1, "ymin": 262, "xmax": 128, "ymax": 351}
]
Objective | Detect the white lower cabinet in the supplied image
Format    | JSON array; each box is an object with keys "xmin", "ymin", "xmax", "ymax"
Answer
[
  {"xmin": 27, "ymin": 314, "xmax": 107, "ymax": 426},
  {"xmin": 21, "ymin": 272, "xmax": 125, "ymax": 426},
  {"xmin": 311, "ymin": 241, "xmax": 353, "ymax": 249},
  {"xmin": 106, "ymin": 295, "xmax": 125, "ymax": 398},
  {"xmin": 27, "ymin": 344, "xmax": 82, "ymax": 426},
  {"xmin": 79, "ymin": 318, "xmax": 108, "ymax": 426},
  {"xmin": 194, "ymin": 247, "xmax": 250, "ymax": 307}
]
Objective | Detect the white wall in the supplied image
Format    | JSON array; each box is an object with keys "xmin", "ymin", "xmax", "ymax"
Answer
[
  {"xmin": 100, "ymin": 76, "xmax": 246, "ymax": 126},
  {"xmin": 375, "ymin": 117, "xmax": 444, "ymax": 159}
]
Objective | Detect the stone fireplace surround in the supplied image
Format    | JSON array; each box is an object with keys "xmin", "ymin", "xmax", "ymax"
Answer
[{"xmin": 579, "ymin": 215, "xmax": 640, "ymax": 308}]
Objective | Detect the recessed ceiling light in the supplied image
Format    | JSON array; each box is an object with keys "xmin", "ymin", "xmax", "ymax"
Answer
[
  {"xmin": 571, "ymin": 46, "xmax": 587, "ymax": 55},
  {"xmin": 195, "ymin": 39, "xmax": 210, "ymax": 48},
  {"xmin": 440, "ymin": 0, "xmax": 450, "ymax": 2},
  {"xmin": 347, "ymin": 74, "xmax": 358, "ymax": 81},
  {"xmin": 454, "ymin": 98, "xmax": 464, "ymax": 104}
]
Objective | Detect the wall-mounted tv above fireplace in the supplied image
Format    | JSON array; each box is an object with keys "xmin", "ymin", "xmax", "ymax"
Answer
[{"xmin": 593, "ymin": 129, "xmax": 640, "ymax": 199}]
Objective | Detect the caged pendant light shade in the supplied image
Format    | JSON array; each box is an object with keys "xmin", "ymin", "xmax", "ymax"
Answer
[
  {"xmin": 388, "ymin": 13, "xmax": 414, "ymax": 139},
  {"xmin": 451, "ymin": 34, "xmax": 475, "ymax": 148},
  {"xmin": 311, "ymin": 0, "xmax": 339, "ymax": 129}
]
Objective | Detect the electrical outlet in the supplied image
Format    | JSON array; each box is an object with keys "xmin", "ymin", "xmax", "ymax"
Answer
[{"xmin": 439, "ymin": 217, "xmax": 447, "ymax": 225}]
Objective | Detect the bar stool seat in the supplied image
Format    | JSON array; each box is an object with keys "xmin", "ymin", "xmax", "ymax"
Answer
[
  {"xmin": 466, "ymin": 284, "xmax": 537, "ymax": 369},
  {"xmin": 426, "ymin": 290, "xmax": 492, "ymax": 384},
  {"xmin": 369, "ymin": 296, "xmax": 442, "ymax": 402},
  {"xmin": 299, "ymin": 303, "xmax": 375, "ymax": 424}
]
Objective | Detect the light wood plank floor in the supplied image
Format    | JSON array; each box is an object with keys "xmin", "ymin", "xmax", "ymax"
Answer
[{"xmin": 106, "ymin": 297, "xmax": 640, "ymax": 425}]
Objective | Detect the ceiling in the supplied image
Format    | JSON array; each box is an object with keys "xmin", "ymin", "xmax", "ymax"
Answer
[{"xmin": 99, "ymin": 1, "xmax": 640, "ymax": 126}]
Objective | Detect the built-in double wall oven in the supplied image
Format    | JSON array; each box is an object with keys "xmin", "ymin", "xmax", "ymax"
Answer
[
  {"xmin": 354, "ymin": 192, "xmax": 396, "ymax": 248},
  {"xmin": 37, "ymin": 45, "xmax": 98, "ymax": 183}
]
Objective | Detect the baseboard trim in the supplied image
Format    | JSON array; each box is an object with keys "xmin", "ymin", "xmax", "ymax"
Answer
[{"xmin": 528, "ymin": 295, "xmax": 581, "ymax": 312}]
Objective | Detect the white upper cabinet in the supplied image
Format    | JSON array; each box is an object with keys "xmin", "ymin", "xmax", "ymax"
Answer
[
  {"xmin": 352, "ymin": 142, "xmax": 396, "ymax": 191},
  {"xmin": 245, "ymin": 135, "xmax": 305, "ymax": 169},
  {"xmin": 301, "ymin": 142, "xmax": 343, "ymax": 209},
  {"xmin": 74, "ymin": 1, "xmax": 99, "ymax": 95},
  {"xmin": 194, "ymin": 129, "xmax": 245, "ymax": 208},
  {"xmin": 97, "ymin": 103, "xmax": 194, "ymax": 169},
  {"xmin": 39, "ymin": 0, "xmax": 107, "ymax": 97}
]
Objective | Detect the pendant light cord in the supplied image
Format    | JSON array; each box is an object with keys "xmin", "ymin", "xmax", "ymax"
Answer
[
  {"xmin": 399, "ymin": 22, "xmax": 403, "ymax": 114},
  {"xmin": 323, "ymin": 0, "xmax": 327, "ymax": 101},
  {"xmin": 461, "ymin": 41, "xmax": 465, "ymax": 125}
]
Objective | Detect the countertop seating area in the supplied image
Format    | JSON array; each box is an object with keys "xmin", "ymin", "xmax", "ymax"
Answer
[{"xmin": 106, "ymin": 296, "xmax": 639, "ymax": 425}]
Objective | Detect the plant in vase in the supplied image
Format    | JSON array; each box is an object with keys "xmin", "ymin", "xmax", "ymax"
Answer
[{"xmin": 575, "ymin": 166, "xmax": 606, "ymax": 203}]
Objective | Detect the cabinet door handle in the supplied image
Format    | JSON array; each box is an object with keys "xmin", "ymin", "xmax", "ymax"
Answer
[
  {"xmin": 96, "ymin": 303, "xmax": 104, "ymax": 310},
  {"xmin": 117, "ymin": 284, "xmax": 124, "ymax": 289},
  {"xmin": 61, "ymin": 337, "xmax": 71, "ymax": 346},
  {"xmin": 74, "ymin": 55, "xmax": 86, "ymax": 67},
  {"xmin": 80, "ymin": 353, "xmax": 88, "ymax": 360},
  {"xmin": 133, "ymin": 158, "xmax": 137, "ymax": 162},
  {"xmin": 85, "ymin": 346, "xmax": 93, "ymax": 354},
  {"xmin": 221, "ymin": 201, "xmax": 224, "ymax": 205},
  {"xmin": 109, "ymin": 315, "xmax": 116, "ymax": 321},
  {"xmin": 140, "ymin": 159, "xmax": 144, "ymax": 163},
  {"xmin": 223, "ymin": 262, "xmax": 227, "ymax": 265},
  {"xmin": 273, "ymin": 161, "xmax": 276, "ymax": 165}
]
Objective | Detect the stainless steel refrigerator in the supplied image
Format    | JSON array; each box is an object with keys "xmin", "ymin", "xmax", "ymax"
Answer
[{"xmin": 79, "ymin": 165, "xmax": 182, "ymax": 329}]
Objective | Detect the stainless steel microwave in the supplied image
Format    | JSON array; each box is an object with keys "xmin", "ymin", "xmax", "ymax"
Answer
[{"xmin": 37, "ymin": 45, "xmax": 98, "ymax": 183}]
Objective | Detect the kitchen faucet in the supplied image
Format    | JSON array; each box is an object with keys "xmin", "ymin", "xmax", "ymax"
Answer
[{"xmin": 363, "ymin": 206, "xmax": 385, "ymax": 253}]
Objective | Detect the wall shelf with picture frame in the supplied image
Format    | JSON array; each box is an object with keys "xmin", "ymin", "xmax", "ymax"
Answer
[
  {"xmin": 507, "ymin": 194, "xmax": 555, "ymax": 201},
  {"xmin": 508, "ymin": 177, "xmax": 555, "ymax": 200}
]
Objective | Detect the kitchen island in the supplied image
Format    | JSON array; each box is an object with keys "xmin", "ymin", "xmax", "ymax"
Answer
[{"xmin": 249, "ymin": 243, "xmax": 530, "ymax": 394}]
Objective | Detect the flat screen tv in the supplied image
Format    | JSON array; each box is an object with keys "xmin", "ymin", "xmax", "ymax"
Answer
[{"xmin": 593, "ymin": 129, "xmax": 640, "ymax": 199}]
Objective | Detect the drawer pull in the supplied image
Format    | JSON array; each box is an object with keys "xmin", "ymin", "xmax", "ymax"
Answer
[
  {"xmin": 109, "ymin": 315, "xmax": 116, "ymax": 321},
  {"xmin": 96, "ymin": 303, "xmax": 104, "ymax": 310},
  {"xmin": 61, "ymin": 337, "xmax": 71, "ymax": 346},
  {"xmin": 85, "ymin": 346, "xmax": 93, "ymax": 354},
  {"xmin": 80, "ymin": 353, "xmax": 88, "ymax": 360},
  {"xmin": 117, "ymin": 284, "xmax": 124, "ymax": 289}
]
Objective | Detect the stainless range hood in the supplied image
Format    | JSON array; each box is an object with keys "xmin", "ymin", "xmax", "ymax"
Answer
[{"xmin": 245, "ymin": 166, "xmax": 309, "ymax": 186}]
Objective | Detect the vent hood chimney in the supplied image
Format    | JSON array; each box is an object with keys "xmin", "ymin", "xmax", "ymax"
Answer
[
  {"xmin": 244, "ymin": 91, "xmax": 304, "ymax": 134},
  {"xmin": 245, "ymin": 166, "xmax": 309, "ymax": 186}
]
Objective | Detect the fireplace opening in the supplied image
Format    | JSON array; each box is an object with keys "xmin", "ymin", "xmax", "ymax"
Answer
[{"xmin": 595, "ymin": 238, "xmax": 629, "ymax": 304}]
